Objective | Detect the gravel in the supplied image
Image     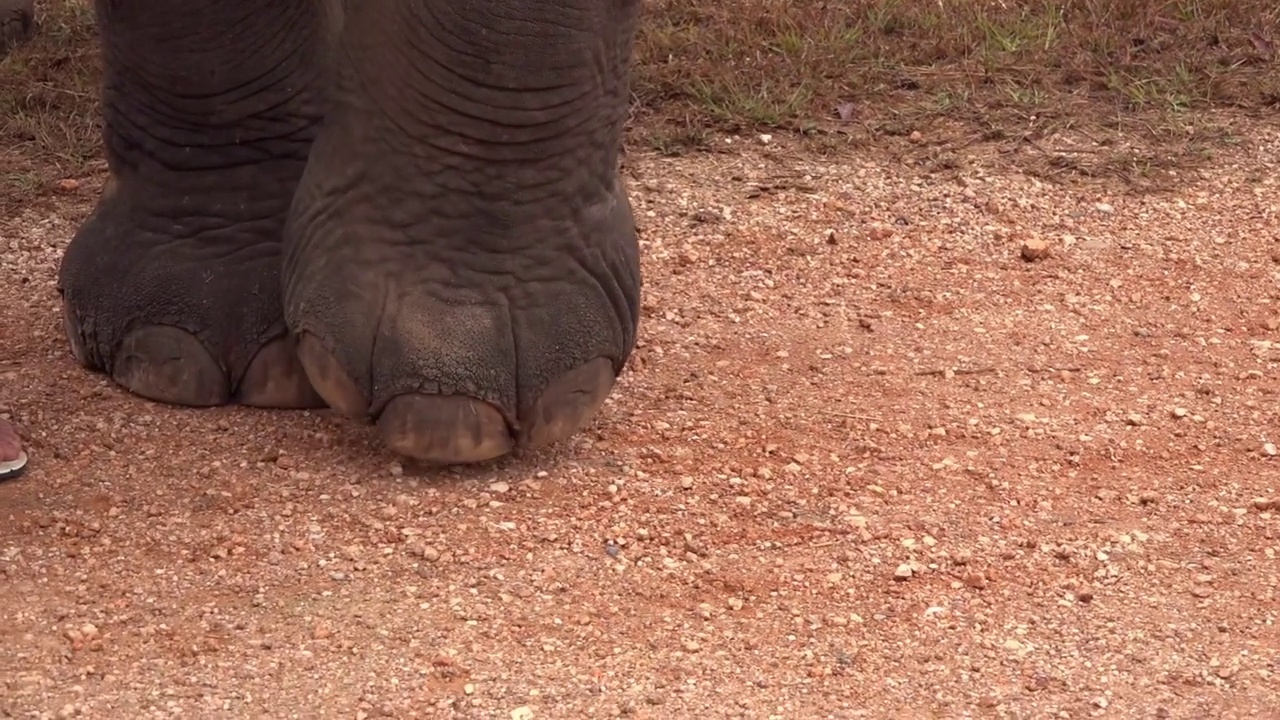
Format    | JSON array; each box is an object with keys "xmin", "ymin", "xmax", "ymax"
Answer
[{"xmin": 2, "ymin": 115, "xmax": 1280, "ymax": 718}]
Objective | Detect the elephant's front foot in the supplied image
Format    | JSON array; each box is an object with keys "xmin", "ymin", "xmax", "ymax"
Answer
[
  {"xmin": 56, "ymin": 0, "xmax": 330, "ymax": 410},
  {"xmin": 57, "ymin": 171, "xmax": 324, "ymax": 410},
  {"xmin": 282, "ymin": 177, "xmax": 641, "ymax": 464}
]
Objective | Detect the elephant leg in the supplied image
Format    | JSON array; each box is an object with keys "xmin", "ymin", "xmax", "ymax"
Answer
[
  {"xmin": 57, "ymin": 0, "xmax": 333, "ymax": 408},
  {"xmin": 284, "ymin": 0, "xmax": 643, "ymax": 463},
  {"xmin": 0, "ymin": 0, "xmax": 34, "ymax": 57}
]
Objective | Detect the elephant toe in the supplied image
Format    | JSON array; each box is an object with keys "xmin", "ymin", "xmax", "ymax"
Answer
[
  {"xmin": 518, "ymin": 357, "xmax": 616, "ymax": 450},
  {"xmin": 378, "ymin": 394, "xmax": 513, "ymax": 465},
  {"xmin": 295, "ymin": 332, "xmax": 371, "ymax": 417},
  {"xmin": 110, "ymin": 325, "xmax": 230, "ymax": 406},
  {"xmin": 61, "ymin": 297, "xmax": 90, "ymax": 368},
  {"xmin": 238, "ymin": 335, "xmax": 326, "ymax": 408}
]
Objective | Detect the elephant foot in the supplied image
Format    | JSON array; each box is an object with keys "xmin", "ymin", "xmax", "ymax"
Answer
[
  {"xmin": 283, "ymin": 161, "xmax": 641, "ymax": 464},
  {"xmin": 56, "ymin": 0, "xmax": 331, "ymax": 409},
  {"xmin": 58, "ymin": 174, "xmax": 325, "ymax": 410},
  {"xmin": 280, "ymin": 241, "xmax": 637, "ymax": 464}
]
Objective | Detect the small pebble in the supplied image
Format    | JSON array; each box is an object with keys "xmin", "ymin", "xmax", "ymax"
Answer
[{"xmin": 1020, "ymin": 237, "xmax": 1051, "ymax": 262}]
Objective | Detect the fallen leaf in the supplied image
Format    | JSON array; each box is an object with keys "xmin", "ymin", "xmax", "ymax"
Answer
[{"xmin": 1251, "ymin": 30, "xmax": 1275, "ymax": 60}]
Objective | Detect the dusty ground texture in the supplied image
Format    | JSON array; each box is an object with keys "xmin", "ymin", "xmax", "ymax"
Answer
[{"xmin": 4, "ymin": 114, "xmax": 1280, "ymax": 718}]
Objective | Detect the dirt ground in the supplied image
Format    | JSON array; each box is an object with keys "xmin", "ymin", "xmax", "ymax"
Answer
[{"xmin": 3, "ymin": 114, "xmax": 1280, "ymax": 719}]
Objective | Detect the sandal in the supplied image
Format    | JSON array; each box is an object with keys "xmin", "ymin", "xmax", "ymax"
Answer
[{"xmin": 1, "ymin": 417, "xmax": 27, "ymax": 481}]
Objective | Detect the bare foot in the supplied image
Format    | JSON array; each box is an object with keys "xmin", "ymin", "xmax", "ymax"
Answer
[{"xmin": 0, "ymin": 417, "xmax": 27, "ymax": 481}]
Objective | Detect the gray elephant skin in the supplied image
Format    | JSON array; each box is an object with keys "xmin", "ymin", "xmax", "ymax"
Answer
[
  {"xmin": 0, "ymin": 0, "xmax": 33, "ymax": 56},
  {"xmin": 56, "ymin": 0, "xmax": 643, "ymax": 464}
]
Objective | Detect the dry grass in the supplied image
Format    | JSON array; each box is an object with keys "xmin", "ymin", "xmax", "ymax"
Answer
[
  {"xmin": 0, "ymin": 0, "xmax": 97, "ymax": 208},
  {"xmin": 632, "ymin": 0, "xmax": 1280, "ymax": 181},
  {"xmin": 1, "ymin": 0, "xmax": 1277, "ymax": 210}
]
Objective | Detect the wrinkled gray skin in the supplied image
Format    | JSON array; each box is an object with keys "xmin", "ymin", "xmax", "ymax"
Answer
[{"xmin": 57, "ymin": 0, "xmax": 643, "ymax": 464}]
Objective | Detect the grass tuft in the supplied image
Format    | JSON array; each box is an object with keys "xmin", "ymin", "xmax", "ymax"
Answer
[
  {"xmin": 0, "ymin": 0, "xmax": 99, "ymax": 209},
  {"xmin": 632, "ymin": 0, "xmax": 1279, "ymax": 180}
]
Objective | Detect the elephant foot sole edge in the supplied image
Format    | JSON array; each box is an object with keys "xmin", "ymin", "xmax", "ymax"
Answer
[{"xmin": 296, "ymin": 334, "xmax": 616, "ymax": 464}]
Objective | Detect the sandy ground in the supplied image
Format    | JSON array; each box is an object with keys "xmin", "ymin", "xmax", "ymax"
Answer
[{"xmin": 2, "ymin": 119, "xmax": 1279, "ymax": 719}]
